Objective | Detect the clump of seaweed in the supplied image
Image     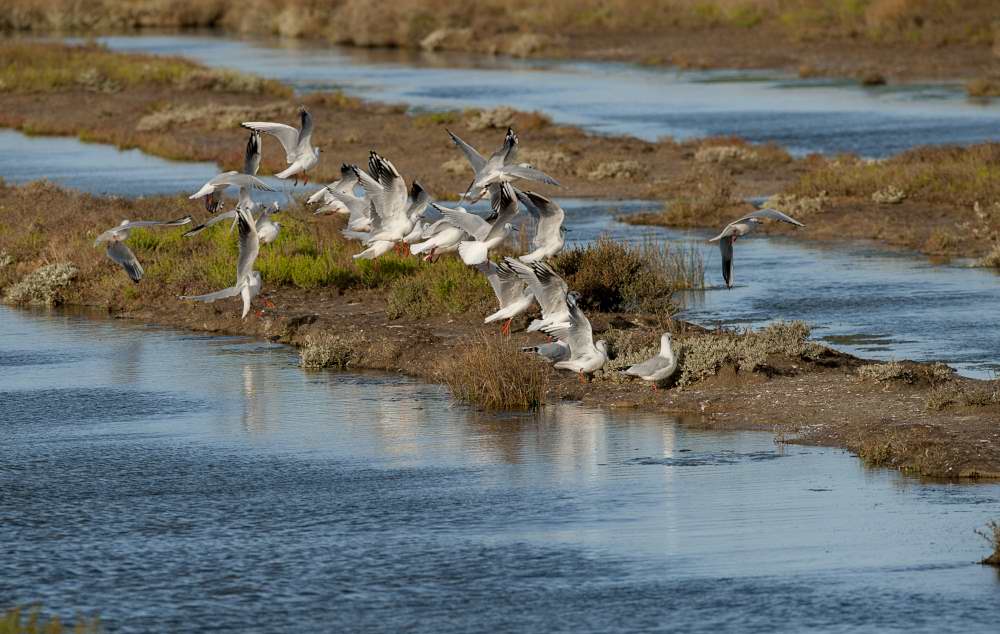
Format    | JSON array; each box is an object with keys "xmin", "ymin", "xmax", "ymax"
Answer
[
  {"xmin": 436, "ymin": 334, "xmax": 549, "ymax": 410},
  {"xmin": 3, "ymin": 262, "xmax": 78, "ymax": 306}
]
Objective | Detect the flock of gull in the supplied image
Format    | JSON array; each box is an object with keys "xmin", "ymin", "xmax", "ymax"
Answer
[{"xmin": 93, "ymin": 107, "xmax": 805, "ymax": 385}]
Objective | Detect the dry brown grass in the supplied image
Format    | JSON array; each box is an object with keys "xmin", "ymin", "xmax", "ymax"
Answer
[
  {"xmin": 926, "ymin": 380, "xmax": 1000, "ymax": 411},
  {"xmin": 436, "ymin": 333, "xmax": 549, "ymax": 410}
]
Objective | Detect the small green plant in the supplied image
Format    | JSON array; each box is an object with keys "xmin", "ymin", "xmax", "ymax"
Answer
[
  {"xmin": 385, "ymin": 257, "xmax": 492, "ymax": 320},
  {"xmin": 300, "ymin": 332, "xmax": 367, "ymax": 369}
]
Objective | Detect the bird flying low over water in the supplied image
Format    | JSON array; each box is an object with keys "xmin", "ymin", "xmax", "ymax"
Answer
[
  {"xmin": 181, "ymin": 206, "xmax": 261, "ymax": 319},
  {"xmin": 243, "ymin": 106, "xmax": 321, "ymax": 185},
  {"xmin": 94, "ymin": 216, "xmax": 192, "ymax": 283},
  {"xmin": 623, "ymin": 333, "xmax": 678, "ymax": 387},
  {"xmin": 447, "ymin": 127, "xmax": 560, "ymax": 203},
  {"xmin": 709, "ymin": 208, "xmax": 805, "ymax": 288}
]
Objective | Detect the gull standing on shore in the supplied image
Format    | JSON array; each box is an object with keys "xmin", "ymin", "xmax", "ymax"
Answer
[
  {"xmin": 447, "ymin": 127, "xmax": 560, "ymax": 203},
  {"xmin": 243, "ymin": 106, "xmax": 321, "ymax": 185},
  {"xmin": 94, "ymin": 216, "xmax": 192, "ymax": 283},
  {"xmin": 477, "ymin": 260, "xmax": 535, "ymax": 335},
  {"xmin": 709, "ymin": 208, "xmax": 805, "ymax": 288},
  {"xmin": 542, "ymin": 295, "xmax": 608, "ymax": 379},
  {"xmin": 623, "ymin": 333, "xmax": 678, "ymax": 387},
  {"xmin": 516, "ymin": 190, "xmax": 565, "ymax": 263},
  {"xmin": 181, "ymin": 206, "xmax": 261, "ymax": 319},
  {"xmin": 441, "ymin": 182, "xmax": 520, "ymax": 265}
]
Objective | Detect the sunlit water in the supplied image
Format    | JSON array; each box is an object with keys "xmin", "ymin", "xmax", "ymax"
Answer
[
  {"xmin": 1, "ymin": 128, "xmax": 998, "ymax": 376},
  {"xmin": 80, "ymin": 33, "xmax": 1000, "ymax": 156},
  {"xmin": 2, "ymin": 305, "xmax": 998, "ymax": 632}
]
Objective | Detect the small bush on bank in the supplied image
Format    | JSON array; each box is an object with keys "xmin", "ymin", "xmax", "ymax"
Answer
[
  {"xmin": 976, "ymin": 521, "xmax": 1000, "ymax": 566},
  {"xmin": 385, "ymin": 257, "xmax": 492, "ymax": 320},
  {"xmin": 3, "ymin": 262, "xmax": 78, "ymax": 306},
  {"xmin": 437, "ymin": 334, "xmax": 549, "ymax": 411}
]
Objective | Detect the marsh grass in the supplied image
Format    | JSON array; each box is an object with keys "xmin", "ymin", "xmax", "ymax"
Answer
[
  {"xmin": 437, "ymin": 333, "xmax": 549, "ymax": 410},
  {"xmin": 976, "ymin": 521, "xmax": 1000, "ymax": 566},
  {"xmin": 385, "ymin": 256, "xmax": 492, "ymax": 319},
  {"xmin": 926, "ymin": 380, "xmax": 1000, "ymax": 411},
  {"xmin": 0, "ymin": 606, "xmax": 100, "ymax": 634},
  {"xmin": 551, "ymin": 236, "xmax": 694, "ymax": 314},
  {"xmin": 0, "ymin": 41, "xmax": 288, "ymax": 96},
  {"xmin": 857, "ymin": 360, "xmax": 953, "ymax": 385},
  {"xmin": 790, "ymin": 144, "xmax": 1000, "ymax": 210},
  {"xmin": 975, "ymin": 244, "xmax": 1000, "ymax": 268}
]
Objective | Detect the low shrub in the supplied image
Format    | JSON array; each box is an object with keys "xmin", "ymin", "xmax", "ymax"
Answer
[
  {"xmin": 437, "ymin": 334, "xmax": 549, "ymax": 410},
  {"xmin": 976, "ymin": 521, "xmax": 1000, "ymax": 566},
  {"xmin": 385, "ymin": 257, "xmax": 492, "ymax": 320},
  {"xmin": 3, "ymin": 262, "xmax": 78, "ymax": 305}
]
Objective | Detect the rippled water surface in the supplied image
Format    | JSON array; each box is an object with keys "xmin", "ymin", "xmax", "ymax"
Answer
[
  {"xmin": 2, "ymin": 306, "xmax": 999, "ymax": 632},
  {"xmin": 84, "ymin": 34, "xmax": 1000, "ymax": 156}
]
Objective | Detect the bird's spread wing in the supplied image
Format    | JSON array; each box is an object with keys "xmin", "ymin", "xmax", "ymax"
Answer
[
  {"xmin": 439, "ymin": 206, "xmax": 491, "ymax": 241},
  {"xmin": 368, "ymin": 151, "xmax": 408, "ymax": 223},
  {"xmin": 487, "ymin": 127, "xmax": 518, "ymax": 170},
  {"xmin": 502, "ymin": 164, "xmax": 560, "ymax": 186},
  {"xmin": 543, "ymin": 300, "xmax": 594, "ymax": 356},
  {"xmin": 407, "ymin": 181, "xmax": 430, "ymax": 219},
  {"xmin": 505, "ymin": 257, "xmax": 565, "ymax": 316},
  {"xmin": 241, "ymin": 122, "xmax": 300, "ymax": 163},
  {"xmin": 736, "ymin": 207, "xmax": 806, "ymax": 227},
  {"xmin": 117, "ymin": 215, "xmax": 193, "ymax": 231},
  {"xmin": 298, "ymin": 108, "xmax": 314, "ymax": 148},
  {"xmin": 446, "ymin": 129, "xmax": 487, "ymax": 173},
  {"xmin": 485, "ymin": 182, "xmax": 519, "ymax": 241},
  {"xmin": 476, "ymin": 260, "xmax": 524, "ymax": 307},
  {"xmin": 180, "ymin": 285, "xmax": 242, "ymax": 303},
  {"xmin": 106, "ymin": 241, "xmax": 143, "ymax": 283},
  {"xmin": 236, "ymin": 206, "xmax": 259, "ymax": 285},
  {"xmin": 720, "ymin": 236, "xmax": 734, "ymax": 288},
  {"xmin": 183, "ymin": 210, "xmax": 237, "ymax": 237},
  {"xmin": 243, "ymin": 130, "xmax": 261, "ymax": 176},
  {"xmin": 517, "ymin": 190, "xmax": 563, "ymax": 247}
]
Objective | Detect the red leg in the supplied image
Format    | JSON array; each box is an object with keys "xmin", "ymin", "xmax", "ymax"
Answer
[
  {"xmin": 303, "ymin": 173, "xmax": 309, "ymax": 186},
  {"xmin": 501, "ymin": 318, "xmax": 511, "ymax": 336}
]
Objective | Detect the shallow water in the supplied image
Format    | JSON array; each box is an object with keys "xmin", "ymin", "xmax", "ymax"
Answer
[
  {"xmin": 85, "ymin": 33, "xmax": 1000, "ymax": 156},
  {"xmin": 2, "ymin": 305, "xmax": 998, "ymax": 632},
  {"xmin": 2, "ymin": 127, "xmax": 998, "ymax": 376}
]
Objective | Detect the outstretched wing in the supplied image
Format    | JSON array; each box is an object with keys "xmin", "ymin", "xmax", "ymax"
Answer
[
  {"xmin": 446, "ymin": 129, "xmax": 487, "ymax": 173},
  {"xmin": 241, "ymin": 122, "xmax": 300, "ymax": 163},
  {"xmin": 117, "ymin": 215, "xmax": 193, "ymax": 232},
  {"xmin": 503, "ymin": 164, "xmax": 560, "ymax": 186},
  {"xmin": 735, "ymin": 207, "xmax": 806, "ymax": 228},
  {"xmin": 517, "ymin": 190, "xmax": 564, "ymax": 248},
  {"xmin": 180, "ymin": 285, "xmax": 242, "ymax": 303},
  {"xmin": 243, "ymin": 130, "xmax": 261, "ymax": 176},
  {"xmin": 487, "ymin": 127, "xmax": 518, "ymax": 169},
  {"xmin": 106, "ymin": 241, "xmax": 143, "ymax": 283},
  {"xmin": 183, "ymin": 210, "xmax": 238, "ymax": 237},
  {"xmin": 236, "ymin": 206, "xmax": 259, "ymax": 285},
  {"xmin": 438, "ymin": 205, "xmax": 491, "ymax": 241},
  {"xmin": 298, "ymin": 108, "xmax": 314, "ymax": 147},
  {"xmin": 542, "ymin": 299, "xmax": 594, "ymax": 356}
]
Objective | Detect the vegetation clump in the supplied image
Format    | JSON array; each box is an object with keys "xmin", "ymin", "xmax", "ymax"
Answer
[
  {"xmin": 1, "ymin": 606, "xmax": 100, "ymax": 634},
  {"xmin": 0, "ymin": 41, "xmax": 289, "ymax": 96},
  {"xmin": 3, "ymin": 262, "xmax": 78, "ymax": 306},
  {"xmin": 858, "ymin": 361, "xmax": 954, "ymax": 385},
  {"xmin": 926, "ymin": 380, "xmax": 1000, "ymax": 411},
  {"xmin": 437, "ymin": 334, "xmax": 549, "ymax": 410},
  {"xmin": 675, "ymin": 321, "xmax": 819, "ymax": 387},
  {"xmin": 975, "ymin": 244, "xmax": 1000, "ymax": 268},
  {"xmin": 300, "ymin": 332, "xmax": 367, "ymax": 370},
  {"xmin": 385, "ymin": 257, "xmax": 493, "ymax": 320},
  {"xmin": 976, "ymin": 521, "xmax": 1000, "ymax": 566},
  {"xmin": 552, "ymin": 236, "xmax": 696, "ymax": 313}
]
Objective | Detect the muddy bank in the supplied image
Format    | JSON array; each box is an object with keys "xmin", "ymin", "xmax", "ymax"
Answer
[
  {"xmin": 2, "ymin": 1, "xmax": 998, "ymax": 89},
  {"xmin": 1, "ymin": 181, "xmax": 998, "ymax": 481}
]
